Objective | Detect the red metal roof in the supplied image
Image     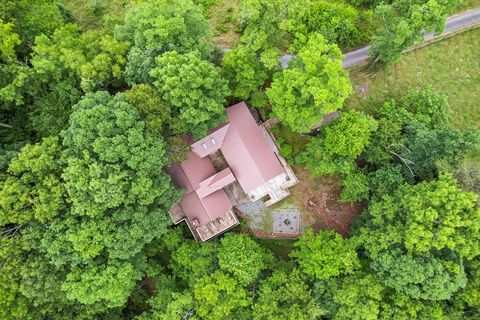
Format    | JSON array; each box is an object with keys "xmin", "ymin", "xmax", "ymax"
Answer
[
  {"xmin": 167, "ymin": 101, "xmax": 286, "ymax": 229},
  {"xmin": 191, "ymin": 123, "xmax": 230, "ymax": 158},
  {"xmin": 221, "ymin": 102, "xmax": 284, "ymax": 193}
]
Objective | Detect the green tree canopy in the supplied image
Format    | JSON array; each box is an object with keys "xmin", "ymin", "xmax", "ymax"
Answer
[
  {"xmin": 0, "ymin": 19, "xmax": 20, "ymax": 60},
  {"xmin": 151, "ymin": 50, "xmax": 229, "ymax": 138},
  {"xmin": 253, "ymin": 269, "xmax": 325, "ymax": 320},
  {"xmin": 218, "ymin": 233, "xmax": 274, "ymax": 285},
  {"xmin": 298, "ymin": 111, "xmax": 377, "ymax": 201},
  {"xmin": 61, "ymin": 91, "xmax": 178, "ymax": 217},
  {"xmin": 369, "ymin": 0, "xmax": 457, "ymax": 65},
  {"xmin": 266, "ymin": 33, "xmax": 351, "ymax": 133},
  {"xmin": 357, "ymin": 174, "xmax": 480, "ymax": 300},
  {"xmin": 319, "ymin": 273, "xmax": 385, "ymax": 320},
  {"xmin": 0, "ymin": 136, "xmax": 65, "ymax": 225},
  {"xmin": 292, "ymin": 229, "xmax": 360, "ymax": 280},
  {"xmin": 116, "ymin": 0, "xmax": 212, "ymax": 85},
  {"xmin": 193, "ymin": 271, "xmax": 251, "ymax": 320}
]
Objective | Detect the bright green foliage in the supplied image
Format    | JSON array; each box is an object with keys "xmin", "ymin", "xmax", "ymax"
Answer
[
  {"xmin": 61, "ymin": 91, "xmax": 177, "ymax": 217},
  {"xmin": 321, "ymin": 273, "xmax": 385, "ymax": 320},
  {"xmin": 222, "ymin": 45, "xmax": 270, "ymax": 100},
  {"xmin": 297, "ymin": 1, "xmax": 372, "ymax": 50},
  {"xmin": 0, "ymin": 19, "xmax": 20, "ymax": 60},
  {"xmin": 169, "ymin": 240, "xmax": 218, "ymax": 286},
  {"xmin": 438, "ymin": 151, "xmax": 480, "ymax": 202},
  {"xmin": 0, "ymin": 0, "xmax": 64, "ymax": 58},
  {"xmin": 358, "ymin": 175, "xmax": 480, "ymax": 300},
  {"xmin": 124, "ymin": 84, "xmax": 172, "ymax": 135},
  {"xmin": 62, "ymin": 260, "xmax": 142, "ymax": 308},
  {"xmin": 322, "ymin": 111, "xmax": 378, "ymax": 159},
  {"xmin": 369, "ymin": 0, "xmax": 456, "ymax": 65},
  {"xmin": 194, "ymin": 271, "xmax": 251, "ymax": 320},
  {"xmin": 379, "ymin": 293, "xmax": 454, "ymax": 319},
  {"xmin": 459, "ymin": 257, "xmax": 480, "ymax": 309},
  {"xmin": 33, "ymin": 24, "xmax": 129, "ymax": 92},
  {"xmin": 151, "ymin": 51, "xmax": 229, "ymax": 138},
  {"xmin": 401, "ymin": 90, "xmax": 452, "ymax": 128},
  {"xmin": 116, "ymin": 0, "xmax": 212, "ymax": 85},
  {"xmin": 0, "ymin": 137, "xmax": 64, "ymax": 225},
  {"xmin": 340, "ymin": 171, "xmax": 370, "ymax": 202},
  {"xmin": 218, "ymin": 233, "xmax": 274, "ymax": 285},
  {"xmin": 360, "ymin": 174, "xmax": 480, "ymax": 258},
  {"xmin": 266, "ymin": 33, "xmax": 351, "ymax": 133},
  {"xmin": 292, "ymin": 229, "xmax": 360, "ymax": 280},
  {"xmin": 298, "ymin": 111, "xmax": 377, "ymax": 201},
  {"xmin": 138, "ymin": 287, "xmax": 195, "ymax": 320},
  {"xmin": 237, "ymin": 0, "xmax": 290, "ymax": 65},
  {"xmin": 0, "ymin": 238, "xmax": 29, "ymax": 319},
  {"xmin": 45, "ymin": 91, "xmax": 179, "ymax": 308},
  {"xmin": 253, "ymin": 269, "xmax": 325, "ymax": 320}
]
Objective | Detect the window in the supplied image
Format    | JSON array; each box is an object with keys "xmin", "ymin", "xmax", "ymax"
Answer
[
  {"xmin": 211, "ymin": 138, "xmax": 216, "ymax": 145},
  {"xmin": 202, "ymin": 143, "xmax": 207, "ymax": 150}
]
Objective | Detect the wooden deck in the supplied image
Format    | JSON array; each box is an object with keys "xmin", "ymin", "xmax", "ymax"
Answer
[{"xmin": 195, "ymin": 209, "xmax": 239, "ymax": 241}]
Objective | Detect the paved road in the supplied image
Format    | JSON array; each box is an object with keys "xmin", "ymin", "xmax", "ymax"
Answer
[{"xmin": 279, "ymin": 8, "xmax": 480, "ymax": 69}]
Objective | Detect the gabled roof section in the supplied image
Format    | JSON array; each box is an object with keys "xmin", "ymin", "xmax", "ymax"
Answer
[
  {"xmin": 196, "ymin": 168, "xmax": 236, "ymax": 198},
  {"xmin": 221, "ymin": 102, "xmax": 285, "ymax": 193},
  {"xmin": 191, "ymin": 123, "xmax": 231, "ymax": 158}
]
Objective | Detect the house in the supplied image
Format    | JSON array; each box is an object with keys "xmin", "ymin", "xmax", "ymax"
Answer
[{"xmin": 166, "ymin": 102, "xmax": 299, "ymax": 241}]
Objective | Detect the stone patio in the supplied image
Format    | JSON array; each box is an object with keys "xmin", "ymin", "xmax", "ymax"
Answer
[{"xmin": 273, "ymin": 210, "xmax": 300, "ymax": 234}]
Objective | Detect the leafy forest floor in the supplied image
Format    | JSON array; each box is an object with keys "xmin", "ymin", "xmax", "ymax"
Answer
[{"xmin": 347, "ymin": 27, "xmax": 480, "ymax": 129}]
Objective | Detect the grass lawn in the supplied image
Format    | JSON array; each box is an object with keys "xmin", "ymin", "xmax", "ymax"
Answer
[
  {"xmin": 207, "ymin": 0, "xmax": 241, "ymax": 48},
  {"xmin": 347, "ymin": 28, "xmax": 480, "ymax": 129},
  {"xmin": 61, "ymin": 0, "xmax": 129, "ymax": 29},
  {"xmin": 453, "ymin": 0, "xmax": 480, "ymax": 13}
]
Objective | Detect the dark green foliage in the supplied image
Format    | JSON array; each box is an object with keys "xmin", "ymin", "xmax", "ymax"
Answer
[
  {"xmin": 124, "ymin": 84, "xmax": 172, "ymax": 135},
  {"xmin": 403, "ymin": 123, "xmax": 480, "ymax": 181},
  {"xmin": 365, "ymin": 90, "xmax": 479, "ymax": 183},
  {"xmin": 368, "ymin": 165, "xmax": 405, "ymax": 199},
  {"xmin": 319, "ymin": 273, "xmax": 385, "ymax": 320},
  {"xmin": 371, "ymin": 249, "xmax": 467, "ymax": 300}
]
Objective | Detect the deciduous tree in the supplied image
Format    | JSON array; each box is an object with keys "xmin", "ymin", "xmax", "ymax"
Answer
[
  {"xmin": 266, "ymin": 33, "xmax": 351, "ymax": 133},
  {"xmin": 151, "ymin": 51, "xmax": 229, "ymax": 138},
  {"xmin": 292, "ymin": 229, "xmax": 360, "ymax": 280},
  {"xmin": 218, "ymin": 233, "xmax": 273, "ymax": 285},
  {"xmin": 116, "ymin": 0, "xmax": 212, "ymax": 84}
]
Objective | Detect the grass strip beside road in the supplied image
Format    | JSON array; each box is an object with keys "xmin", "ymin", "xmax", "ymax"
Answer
[{"xmin": 347, "ymin": 28, "xmax": 480, "ymax": 129}]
